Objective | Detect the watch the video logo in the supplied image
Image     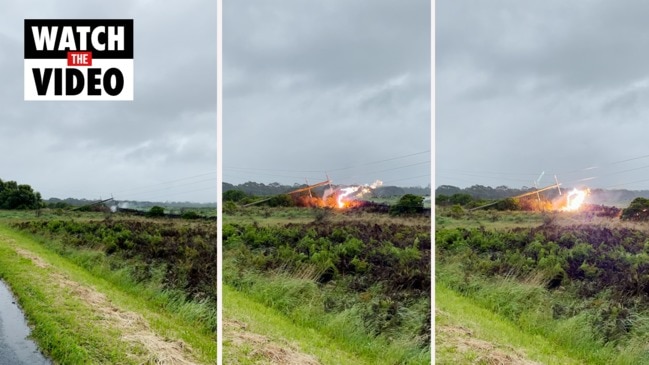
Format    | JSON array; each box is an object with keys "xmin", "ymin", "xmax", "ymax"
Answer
[{"xmin": 24, "ymin": 19, "xmax": 134, "ymax": 101}]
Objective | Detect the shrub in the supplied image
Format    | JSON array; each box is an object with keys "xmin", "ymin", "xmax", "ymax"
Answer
[
  {"xmin": 449, "ymin": 193, "xmax": 473, "ymax": 206},
  {"xmin": 389, "ymin": 194, "xmax": 424, "ymax": 215},
  {"xmin": 621, "ymin": 198, "xmax": 649, "ymax": 221},
  {"xmin": 181, "ymin": 211, "xmax": 200, "ymax": 220},
  {"xmin": 267, "ymin": 194, "xmax": 294, "ymax": 207},
  {"xmin": 494, "ymin": 197, "xmax": 520, "ymax": 211},
  {"xmin": 223, "ymin": 189, "xmax": 247, "ymax": 202},
  {"xmin": 146, "ymin": 206, "xmax": 165, "ymax": 217},
  {"xmin": 435, "ymin": 194, "xmax": 450, "ymax": 206},
  {"xmin": 223, "ymin": 201, "xmax": 237, "ymax": 214}
]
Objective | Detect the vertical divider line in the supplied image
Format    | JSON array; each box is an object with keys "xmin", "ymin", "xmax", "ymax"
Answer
[
  {"xmin": 216, "ymin": 0, "xmax": 224, "ymax": 364},
  {"xmin": 430, "ymin": 1, "xmax": 436, "ymax": 364}
]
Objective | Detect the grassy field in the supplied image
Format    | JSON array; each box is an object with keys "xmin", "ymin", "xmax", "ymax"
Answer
[
  {"xmin": 0, "ymin": 209, "xmax": 216, "ymax": 364},
  {"xmin": 223, "ymin": 284, "xmax": 371, "ymax": 365},
  {"xmin": 436, "ymin": 206, "xmax": 649, "ymax": 364},
  {"xmin": 224, "ymin": 205, "xmax": 430, "ymax": 226},
  {"xmin": 223, "ymin": 205, "xmax": 431, "ymax": 364},
  {"xmin": 436, "ymin": 283, "xmax": 582, "ymax": 364}
]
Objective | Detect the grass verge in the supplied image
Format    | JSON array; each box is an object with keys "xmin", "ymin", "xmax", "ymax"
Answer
[
  {"xmin": 436, "ymin": 283, "xmax": 582, "ymax": 364},
  {"xmin": 0, "ymin": 224, "xmax": 216, "ymax": 364},
  {"xmin": 223, "ymin": 284, "xmax": 373, "ymax": 365}
]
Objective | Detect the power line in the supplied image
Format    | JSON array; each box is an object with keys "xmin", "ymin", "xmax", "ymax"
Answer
[
  {"xmin": 111, "ymin": 171, "xmax": 217, "ymax": 195},
  {"xmin": 224, "ymin": 170, "xmax": 323, "ymax": 181},
  {"xmin": 382, "ymin": 174, "xmax": 431, "ymax": 185},
  {"xmin": 557, "ymin": 152, "xmax": 649, "ymax": 175},
  {"xmin": 223, "ymin": 150, "xmax": 430, "ymax": 174},
  {"xmin": 363, "ymin": 160, "xmax": 430, "ymax": 174},
  {"xmin": 434, "ymin": 170, "xmax": 533, "ymax": 184},
  {"xmin": 437, "ymin": 167, "xmax": 539, "ymax": 176},
  {"xmin": 224, "ymin": 166, "xmax": 323, "ymax": 173},
  {"xmin": 605, "ymin": 178, "xmax": 649, "ymax": 189},
  {"xmin": 120, "ymin": 186, "xmax": 217, "ymax": 202},
  {"xmin": 117, "ymin": 178, "xmax": 216, "ymax": 199},
  {"xmin": 326, "ymin": 150, "xmax": 430, "ymax": 172}
]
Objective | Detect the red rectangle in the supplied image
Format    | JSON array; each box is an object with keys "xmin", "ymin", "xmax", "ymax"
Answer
[{"xmin": 67, "ymin": 51, "xmax": 92, "ymax": 66}]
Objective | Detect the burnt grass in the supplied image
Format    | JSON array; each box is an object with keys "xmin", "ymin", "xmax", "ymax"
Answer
[
  {"xmin": 12, "ymin": 218, "xmax": 216, "ymax": 304},
  {"xmin": 437, "ymin": 221, "xmax": 649, "ymax": 346},
  {"xmin": 223, "ymin": 220, "xmax": 431, "ymax": 347}
]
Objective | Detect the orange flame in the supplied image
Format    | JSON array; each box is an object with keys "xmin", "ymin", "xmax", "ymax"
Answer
[{"xmin": 337, "ymin": 187, "xmax": 359, "ymax": 208}]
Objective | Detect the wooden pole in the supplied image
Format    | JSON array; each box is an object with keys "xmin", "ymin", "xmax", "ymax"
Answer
[{"xmin": 468, "ymin": 183, "xmax": 562, "ymax": 211}]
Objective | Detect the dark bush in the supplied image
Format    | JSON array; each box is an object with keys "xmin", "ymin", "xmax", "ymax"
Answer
[
  {"xmin": 181, "ymin": 211, "xmax": 201, "ymax": 220},
  {"xmin": 223, "ymin": 190, "xmax": 248, "ymax": 202},
  {"xmin": 621, "ymin": 198, "xmax": 649, "ymax": 221},
  {"xmin": 449, "ymin": 193, "xmax": 473, "ymax": 206},
  {"xmin": 267, "ymin": 194, "xmax": 294, "ymax": 207},
  {"xmin": 146, "ymin": 206, "xmax": 165, "ymax": 217},
  {"xmin": 390, "ymin": 194, "xmax": 424, "ymax": 215}
]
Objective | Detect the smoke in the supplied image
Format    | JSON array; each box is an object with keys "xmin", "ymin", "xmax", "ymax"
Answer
[
  {"xmin": 369, "ymin": 180, "xmax": 383, "ymax": 189},
  {"xmin": 588, "ymin": 189, "xmax": 636, "ymax": 208},
  {"xmin": 323, "ymin": 187, "xmax": 335, "ymax": 201},
  {"xmin": 325, "ymin": 179, "xmax": 383, "ymax": 208}
]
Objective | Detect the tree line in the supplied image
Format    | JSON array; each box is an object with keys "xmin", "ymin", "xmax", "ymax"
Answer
[
  {"xmin": 437, "ymin": 184, "xmax": 649, "ymax": 206},
  {"xmin": 0, "ymin": 179, "xmax": 42, "ymax": 209},
  {"xmin": 224, "ymin": 181, "xmax": 430, "ymax": 197}
]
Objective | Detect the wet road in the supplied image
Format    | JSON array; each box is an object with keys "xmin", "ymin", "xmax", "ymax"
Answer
[{"xmin": 0, "ymin": 280, "xmax": 50, "ymax": 365}]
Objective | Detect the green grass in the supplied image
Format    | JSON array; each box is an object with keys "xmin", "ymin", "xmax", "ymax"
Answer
[
  {"xmin": 223, "ymin": 206, "xmax": 318, "ymax": 225},
  {"xmin": 437, "ymin": 257, "xmax": 649, "ymax": 364},
  {"xmin": 224, "ymin": 205, "xmax": 430, "ymax": 227},
  {"xmin": 223, "ymin": 284, "xmax": 373, "ymax": 365},
  {"xmin": 17, "ymin": 227, "xmax": 217, "ymax": 333},
  {"xmin": 438, "ymin": 261, "xmax": 605, "ymax": 364},
  {"xmin": 436, "ymin": 283, "xmax": 582, "ymax": 364},
  {"xmin": 0, "ymin": 224, "xmax": 216, "ymax": 364},
  {"xmin": 0, "ymin": 228, "xmax": 137, "ymax": 363},
  {"xmin": 435, "ymin": 208, "xmax": 547, "ymax": 229},
  {"xmin": 223, "ymin": 216, "xmax": 431, "ymax": 364},
  {"xmin": 224, "ymin": 269, "xmax": 430, "ymax": 365},
  {"xmin": 0, "ymin": 208, "xmax": 106, "ymax": 222}
]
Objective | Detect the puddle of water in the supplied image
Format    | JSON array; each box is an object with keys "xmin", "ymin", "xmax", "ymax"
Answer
[{"xmin": 0, "ymin": 280, "xmax": 50, "ymax": 364}]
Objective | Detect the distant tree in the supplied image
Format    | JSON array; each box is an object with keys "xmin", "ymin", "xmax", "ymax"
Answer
[
  {"xmin": 48, "ymin": 201, "xmax": 72, "ymax": 209},
  {"xmin": 267, "ymin": 194, "xmax": 294, "ymax": 207},
  {"xmin": 146, "ymin": 206, "xmax": 165, "ymax": 217},
  {"xmin": 223, "ymin": 190, "xmax": 248, "ymax": 202},
  {"xmin": 449, "ymin": 193, "xmax": 473, "ymax": 206},
  {"xmin": 390, "ymin": 194, "xmax": 424, "ymax": 215},
  {"xmin": 222, "ymin": 182, "xmax": 235, "ymax": 192},
  {"xmin": 374, "ymin": 186, "xmax": 406, "ymax": 197},
  {"xmin": 0, "ymin": 179, "xmax": 42, "ymax": 210},
  {"xmin": 435, "ymin": 185, "xmax": 462, "ymax": 196},
  {"xmin": 435, "ymin": 194, "xmax": 450, "ymax": 206}
]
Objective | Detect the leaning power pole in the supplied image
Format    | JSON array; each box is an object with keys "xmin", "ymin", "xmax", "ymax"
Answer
[{"xmin": 468, "ymin": 183, "xmax": 562, "ymax": 211}]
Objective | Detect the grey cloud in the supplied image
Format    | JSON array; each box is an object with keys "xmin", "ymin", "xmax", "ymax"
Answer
[
  {"xmin": 437, "ymin": 0, "xmax": 649, "ymax": 190},
  {"xmin": 0, "ymin": 1, "xmax": 216, "ymax": 202},
  {"xmin": 224, "ymin": 0, "xmax": 430, "ymax": 187}
]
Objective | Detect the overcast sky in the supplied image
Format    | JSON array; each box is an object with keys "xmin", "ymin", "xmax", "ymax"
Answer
[
  {"xmin": 223, "ymin": 0, "xmax": 431, "ymax": 188},
  {"xmin": 0, "ymin": 0, "xmax": 216, "ymax": 202},
  {"xmin": 437, "ymin": 1, "xmax": 649, "ymax": 191}
]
